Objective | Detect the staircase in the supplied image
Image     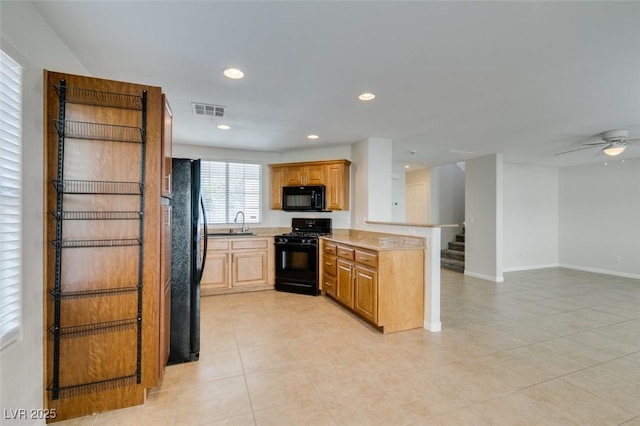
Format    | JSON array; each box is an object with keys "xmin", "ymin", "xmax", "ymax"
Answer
[{"xmin": 441, "ymin": 233, "xmax": 465, "ymax": 272}]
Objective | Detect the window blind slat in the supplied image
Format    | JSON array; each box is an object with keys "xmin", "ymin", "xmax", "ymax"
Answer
[
  {"xmin": 0, "ymin": 49, "xmax": 23, "ymax": 350},
  {"xmin": 201, "ymin": 161, "xmax": 261, "ymax": 225}
]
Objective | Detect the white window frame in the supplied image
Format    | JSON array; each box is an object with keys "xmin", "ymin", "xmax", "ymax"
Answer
[
  {"xmin": 0, "ymin": 46, "xmax": 24, "ymax": 350},
  {"xmin": 200, "ymin": 160, "xmax": 262, "ymax": 226}
]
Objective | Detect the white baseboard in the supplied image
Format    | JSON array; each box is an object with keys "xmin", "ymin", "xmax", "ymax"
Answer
[
  {"xmin": 503, "ymin": 263, "xmax": 560, "ymax": 272},
  {"xmin": 558, "ymin": 263, "xmax": 640, "ymax": 280},
  {"xmin": 464, "ymin": 270, "xmax": 504, "ymax": 283}
]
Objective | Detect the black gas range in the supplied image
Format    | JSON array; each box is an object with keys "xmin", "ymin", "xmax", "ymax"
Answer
[{"xmin": 274, "ymin": 218, "xmax": 332, "ymax": 296}]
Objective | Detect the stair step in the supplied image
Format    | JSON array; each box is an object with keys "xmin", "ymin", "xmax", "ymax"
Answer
[
  {"xmin": 456, "ymin": 234, "xmax": 465, "ymax": 243},
  {"xmin": 441, "ymin": 249, "xmax": 465, "ymax": 261},
  {"xmin": 448, "ymin": 241, "xmax": 465, "ymax": 251},
  {"xmin": 441, "ymin": 258, "xmax": 464, "ymax": 273}
]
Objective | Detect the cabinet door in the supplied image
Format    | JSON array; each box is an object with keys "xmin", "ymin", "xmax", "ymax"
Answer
[
  {"xmin": 336, "ymin": 259, "xmax": 354, "ymax": 309},
  {"xmin": 326, "ymin": 162, "xmax": 349, "ymax": 210},
  {"xmin": 161, "ymin": 95, "xmax": 173, "ymax": 198},
  {"xmin": 354, "ymin": 266, "xmax": 378, "ymax": 324},
  {"xmin": 285, "ymin": 166, "xmax": 304, "ymax": 185},
  {"xmin": 232, "ymin": 251, "xmax": 268, "ymax": 287},
  {"xmin": 201, "ymin": 252, "xmax": 229, "ymax": 290},
  {"xmin": 304, "ymin": 164, "xmax": 325, "ymax": 185},
  {"xmin": 270, "ymin": 166, "xmax": 286, "ymax": 209}
]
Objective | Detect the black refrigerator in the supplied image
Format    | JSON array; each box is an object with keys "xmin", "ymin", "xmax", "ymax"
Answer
[{"xmin": 169, "ymin": 158, "xmax": 208, "ymax": 364}]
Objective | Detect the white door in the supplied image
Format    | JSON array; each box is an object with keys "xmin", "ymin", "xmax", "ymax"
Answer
[{"xmin": 406, "ymin": 182, "xmax": 427, "ymax": 223}]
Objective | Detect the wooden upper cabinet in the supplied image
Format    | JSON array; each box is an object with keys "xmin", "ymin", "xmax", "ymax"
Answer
[
  {"xmin": 270, "ymin": 166, "xmax": 286, "ymax": 210},
  {"xmin": 269, "ymin": 159, "xmax": 350, "ymax": 210},
  {"xmin": 326, "ymin": 161, "xmax": 349, "ymax": 210},
  {"xmin": 304, "ymin": 164, "xmax": 325, "ymax": 185},
  {"xmin": 284, "ymin": 164, "xmax": 325, "ymax": 186},
  {"xmin": 161, "ymin": 95, "xmax": 173, "ymax": 198}
]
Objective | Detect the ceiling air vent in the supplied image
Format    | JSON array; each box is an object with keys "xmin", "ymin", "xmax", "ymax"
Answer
[{"xmin": 192, "ymin": 102, "xmax": 226, "ymax": 117}]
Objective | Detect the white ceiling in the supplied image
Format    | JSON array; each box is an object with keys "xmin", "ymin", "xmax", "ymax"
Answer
[{"xmin": 33, "ymin": 1, "xmax": 640, "ymax": 167}]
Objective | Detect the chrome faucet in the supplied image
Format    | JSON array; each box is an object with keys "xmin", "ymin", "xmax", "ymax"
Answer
[{"xmin": 233, "ymin": 211, "xmax": 247, "ymax": 232}]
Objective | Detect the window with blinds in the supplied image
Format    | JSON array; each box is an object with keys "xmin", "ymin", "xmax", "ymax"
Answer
[
  {"xmin": 201, "ymin": 161, "xmax": 261, "ymax": 225},
  {"xmin": 0, "ymin": 49, "xmax": 23, "ymax": 350}
]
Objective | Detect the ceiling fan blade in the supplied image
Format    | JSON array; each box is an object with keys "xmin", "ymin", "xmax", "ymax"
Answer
[
  {"xmin": 554, "ymin": 145, "xmax": 597, "ymax": 156},
  {"xmin": 582, "ymin": 142, "xmax": 608, "ymax": 146},
  {"xmin": 626, "ymin": 137, "xmax": 640, "ymax": 142}
]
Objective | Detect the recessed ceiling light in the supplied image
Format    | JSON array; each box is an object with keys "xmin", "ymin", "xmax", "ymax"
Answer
[
  {"xmin": 217, "ymin": 124, "xmax": 231, "ymax": 130},
  {"xmin": 405, "ymin": 165, "xmax": 410, "ymax": 169},
  {"xmin": 307, "ymin": 134, "xmax": 319, "ymax": 140},
  {"xmin": 223, "ymin": 68, "xmax": 244, "ymax": 79},
  {"xmin": 358, "ymin": 92, "xmax": 375, "ymax": 101}
]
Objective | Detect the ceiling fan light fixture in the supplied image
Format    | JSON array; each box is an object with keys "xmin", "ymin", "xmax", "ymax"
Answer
[{"xmin": 603, "ymin": 145, "xmax": 625, "ymax": 156}]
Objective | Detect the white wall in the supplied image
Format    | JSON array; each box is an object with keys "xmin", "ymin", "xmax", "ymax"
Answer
[
  {"xmin": 0, "ymin": 2, "xmax": 90, "ymax": 423},
  {"xmin": 430, "ymin": 163, "xmax": 465, "ymax": 249},
  {"xmin": 351, "ymin": 139, "xmax": 368, "ymax": 229},
  {"xmin": 391, "ymin": 162, "xmax": 406, "ymax": 222},
  {"xmin": 366, "ymin": 138, "xmax": 393, "ymax": 222},
  {"xmin": 503, "ymin": 163, "xmax": 559, "ymax": 271},
  {"xmin": 351, "ymin": 137, "xmax": 393, "ymax": 228},
  {"xmin": 465, "ymin": 154, "xmax": 504, "ymax": 282},
  {"xmin": 559, "ymin": 158, "xmax": 640, "ymax": 278}
]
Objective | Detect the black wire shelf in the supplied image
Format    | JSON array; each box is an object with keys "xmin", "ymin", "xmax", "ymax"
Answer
[
  {"xmin": 50, "ymin": 238, "xmax": 141, "ymax": 249},
  {"xmin": 48, "ymin": 318, "xmax": 138, "ymax": 340},
  {"xmin": 50, "ymin": 286, "xmax": 139, "ymax": 300},
  {"xmin": 53, "ymin": 120, "xmax": 143, "ymax": 144},
  {"xmin": 54, "ymin": 85, "xmax": 143, "ymax": 110},
  {"xmin": 50, "ymin": 179, "xmax": 142, "ymax": 195},
  {"xmin": 47, "ymin": 375, "xmax": 138, "ymax": 400},
  {"xmin": 50, "ymin": 211, "xmax": 142, "ymax": 221}
]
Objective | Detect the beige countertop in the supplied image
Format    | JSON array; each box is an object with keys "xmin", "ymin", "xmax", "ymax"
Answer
[{"xmin": 320, "ymin": 229, "xmax": 425, "ymax": 251}]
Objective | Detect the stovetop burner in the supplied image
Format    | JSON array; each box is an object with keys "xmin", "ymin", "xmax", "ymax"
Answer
[{"xmin": 280, "ymin": 231, "xmax": 330, "ymax": 238}]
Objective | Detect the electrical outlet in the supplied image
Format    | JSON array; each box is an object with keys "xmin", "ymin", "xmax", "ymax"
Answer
[{"xmin": 614, "ymin": 255, "xmax": 621, "ymax": 263}]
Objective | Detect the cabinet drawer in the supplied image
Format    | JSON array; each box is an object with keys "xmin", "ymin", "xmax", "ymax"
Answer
[
  {"xmin": 324, "ymin": 255, "xmax": 337, "ymax": 276},
  {"xmin": 231, "ymin": 239, "xmax": 269, "ymax": 250},
  {"xmin": 208, "ymin": 239, "xmax": 230, "ymax": 250},
  {"xmin": 337, "ymin": 246, "xmax": 354, "ymax": 260},
  {"xmin": 323, "ymin": 243, "xmax": 337, "ymax": 255},
  {"xmin": 355, "ymin": 250, "xmax": 378, "ymax": 268},
  {"xmin": 323, "ymin": 274, "xmax": 336, "ymax": 298}
]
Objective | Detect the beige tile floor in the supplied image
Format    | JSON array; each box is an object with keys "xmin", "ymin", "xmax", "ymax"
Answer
[{"xmin": 58, "ymin": 268, "xmax": 640, "ymax": 425}]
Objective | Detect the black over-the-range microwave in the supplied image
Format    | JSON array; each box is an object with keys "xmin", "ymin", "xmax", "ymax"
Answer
[{"xmin": 282, "ymin": 185, "xmax": 327, "ymax": 212}]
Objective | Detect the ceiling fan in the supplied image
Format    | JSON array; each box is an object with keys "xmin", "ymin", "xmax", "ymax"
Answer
[{"xmin": 554, "ymin": 129, "xmax": 640, "ymax": 157}]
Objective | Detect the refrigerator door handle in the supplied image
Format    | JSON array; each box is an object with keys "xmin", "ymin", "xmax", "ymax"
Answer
[{"xmin": 198, "ymin": 196, "xmax": 208, "ymax": 283}]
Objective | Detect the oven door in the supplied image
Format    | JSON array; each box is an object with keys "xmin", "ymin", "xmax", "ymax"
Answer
[{"xmin": 274, "ymin": 242, "xmax": 319, "ymax": 295}]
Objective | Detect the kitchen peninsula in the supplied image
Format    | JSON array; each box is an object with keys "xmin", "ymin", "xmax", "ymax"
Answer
[{"xmin": 320, "ymin": 230, "xmax": 426, "ymax": 333}]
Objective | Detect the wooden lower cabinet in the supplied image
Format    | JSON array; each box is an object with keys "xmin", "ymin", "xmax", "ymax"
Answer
[
  {"xmin": 233, "ymin": 251, "xmax": 268, "ymax": 286},
  {"xmin": 353, "ymin": 265, "xmax": 378, "ymax": 324},
  {"xmin": 336, "ymin": 259, "xmax": 355, "ymax": 309},
  {"xmin": 201, "ymin": 252, "xmax": 229, "ymax": 289},
  {"xmin": 321, "ymin": 239, "xmax": 424, "ymax": 333},
  {"xmin": 201, "ymin": 237, "xmax": 274, "ymax": 295}
]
